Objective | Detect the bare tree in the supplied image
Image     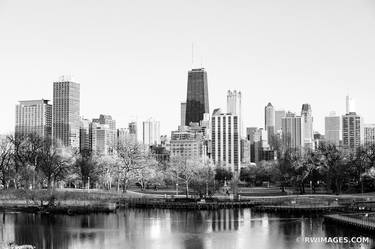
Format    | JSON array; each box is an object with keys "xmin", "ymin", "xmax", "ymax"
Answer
[
  {"xmin": 0, "ymin": 137, "xmax": 12, "ymax": 188},
  {"xmin": 167, "ymin": 156, "xmax": 203, "ymax": 198},
  {"xmin": 38, "ymin": 140, "xmax": 73, "ymax": 192},
  {"xmin": 115, "ymin": 140, "xmax": 146, "ymax": 192}
]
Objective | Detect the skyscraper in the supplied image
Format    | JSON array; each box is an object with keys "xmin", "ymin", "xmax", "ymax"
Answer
[
  {"xmin": 301, "ymin": 104, "xmax": 314, "ymax": 149},
  {"xmin": 185, "ymin": 68, "xmax": 209, "ymax": 125},
  {"xmin": 211, "ymin": 109, "xmax": 241, "ymax": 173},
  {"xmin": 180, "ymin": 102, "xmax": 186, "ymax": 127},
  {"xmin": 53, "ymin": 76, "xmax": 80, "ymax": 148},
  {"xmin": 275, "ymin": 110, "xmax": 286, "ymax": 133},
  {"xmin": 15, "ymin": 99, "xmax": 52, "ymax": 139},
  {"xmin": 92, "ymin": 114, "xmax": 117, "ymax": 150},
  {"xmin": 325, "ymin": 111, "xmax": 341, "ymax": 146},
  {"xmin": 346, "ymin": 95, "xmax": 356, "ymax": 114},
  {"xmin": 128, "ymin": 121, "xmax": 138, "ymax": 143},
  {"xmin": 79, "ymin": 118, "xmax": 91, "ymax": 153},
  {"xmin": 265, "ymin": 102, "xmax": 275, "ymax": 143},
  {"xmin": 89, "ymin": 122, "xmax": 112, "ymax": 155},
  {"xmin": 364, "ymin": 124, "xmax": 375, "ymax": 146},
  {"xmin": 342, "ymin": 112, "xmax": 363, "ymax": 150},
  {"xmin": 143, "ymin": 118, "xmax": 160, "ymax": 145},
  {"xmin": 281, "ymin": 112, "xmax": 303, "ymax": 150},
  {"xmin": 227, "ymin": 90, "xmax": 242, "ymax": 137},
  {"xmin": 265, "ymin": 103, "xmax": 275, "ymax": 133}
]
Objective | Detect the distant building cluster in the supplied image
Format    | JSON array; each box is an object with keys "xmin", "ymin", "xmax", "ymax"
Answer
[{"xmin": 13, "ymin": 68, "xmax": 375, "ymax": 173}]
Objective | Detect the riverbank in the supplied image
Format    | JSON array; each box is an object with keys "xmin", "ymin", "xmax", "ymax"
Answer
[{"xmin": 1, "ymin": 189, "xmax": 375, "ymax": 214}]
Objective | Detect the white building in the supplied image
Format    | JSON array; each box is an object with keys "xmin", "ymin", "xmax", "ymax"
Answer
[
  {"xmin": 143, "ymin": 118, "xmax": 160, "ymax": 145},
  {"xmin": 346, "ymin": 95, "xmax": 356, "ymax": 114},
  {"xmin": 227, "ymin": 90, "xmax": 242, "ymax": 137},
  {"xmin": 301, "ymin": 104, "xmax": 314, "ymax": 150},
  {"xmin": 211, "ymin": 109, "xmax": 241, "ymax": 173},
  {"xmin": 90, "ymin": 122, "xmax": 113, "ymax": 155}
]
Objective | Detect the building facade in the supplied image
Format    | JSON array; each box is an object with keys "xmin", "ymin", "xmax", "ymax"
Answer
[
  {"xmin": 364, "ymin": 124, "xmax": 375, "ymax": 146},
  {"xmin": 143, "ymin": 118, "xmax": 160, "ymax": 146},
  {"xmin": 281, "ymin": 112, "xmax": 303, "ymax": 150},
  {"xmin": 185, "ymin": 68, "xmax": 209, "ymax": 125},
  {"xmin": 211, "ymin": 109, "xmax": 241, "ymax": 173},
  {"xmin": 275, "ymin": 110, "xmax": 286, "ymax": 134},
  {"xmin": 180, "ymin": 102, "xmax": 186, "ymax": 127},
  {"xmin": 227, "ymin": 90, "xmax": 242, "ymax": 137},
  {"xmin": 92, "ymin": 114, "xmax": 117, "ymax": 150},
  {"xmin": 170, "ymin": 130, "xmax": 204, "ymax": 160},
  {"xmin": 342, "ymin": 112, "xmax": 363, "ymax": 150},
  {"xmin": 265, "ymin": 103, "xmax": 275, "ymax": 142},
  {"xmin": 15, "ymin": 99, "xmax": 52, "ymax": 139},
  {"xmin": 79, "ymin": 118, "xmax": 91, "ymax": 153},
  {"xmin": 53, "ymin": 76, "xmax": 80, "ymax": 149},
  {"xmin": 128, "ymin": 121, "xmax": 138, "ymax": 143},
  {"xmin": 301, "ymin": 104, "xmax": 314, "ymax": 149},
  {"xmin": 325, "ymin": 112, "xmax": 341, "ymax": 146}
]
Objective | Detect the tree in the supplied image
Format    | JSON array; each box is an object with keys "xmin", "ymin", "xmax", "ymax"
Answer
[
  {"xmin": 0, "ymin": 137, "xmax": 12, "ymax": 188},
  {"xmin": 74, "ymin": 149, "xmax": 99, "ymax": 188},
  {"xmin": 274, "ymin": 149, "xmax": 295, "ymax": 192},
  {"xmin": 116, "ymin": 141, "xmax": 146, "ymax": 192},
  {"xmin": 8, "ymin": 134, "xmax": 44, "ymax": 189},
  {"xmin": 133, "ymin": 155, "xmax": 162, "ymax": 190},
  {"xmin": 214, "ymin": 166, "xmax": 233, "ymax": 185},
  {"xmin": 38, "ymin": 141, "xmax": 73, "ymax": 192},
  {"xmin": 317, "ymin": 144, "xmax": 348, "ymax": 194},
  {"xmin": 167, "ymin": 156, "xmax": 203, "ymax": 198}
]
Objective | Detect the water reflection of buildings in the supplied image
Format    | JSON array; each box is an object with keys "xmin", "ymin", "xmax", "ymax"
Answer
[
  {"xmin": 210, "ymin": 209, "xmax": 243, "ymax": 232},
  {"xmin": 2, "ymin": 210, "xmax": 374, "ymax": 249}
]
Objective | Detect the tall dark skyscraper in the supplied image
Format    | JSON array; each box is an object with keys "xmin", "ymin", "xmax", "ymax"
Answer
[{"xmin": 185, "ymin": 68, "xmax": 209, "ymax": 125}]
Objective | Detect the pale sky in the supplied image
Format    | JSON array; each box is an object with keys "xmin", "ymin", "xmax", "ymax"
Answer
[{"xmin": 1, "ymin": 0, "xmax": 375, "ymax": 136}]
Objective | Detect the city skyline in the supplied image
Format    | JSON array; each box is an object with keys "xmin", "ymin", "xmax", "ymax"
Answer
[{"xmin": 1, "ymin": 0, "xmax": 375, "ymax": 136}]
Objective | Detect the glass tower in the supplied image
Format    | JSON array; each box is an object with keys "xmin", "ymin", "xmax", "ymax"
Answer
[{"xmin": 185, "ymin": 68, "xmax": 209, "ymax": 126}]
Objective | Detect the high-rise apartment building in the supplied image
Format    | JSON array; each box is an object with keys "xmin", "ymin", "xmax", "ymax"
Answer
[
  {"xmin": 265, "ymin": 103, "xmax": 275, "ymax": 130},
  {"xmin": 325, "ymin": 111, "xmax": 341, "ymax": 146},
  {"xmin": 364, "ymin": 124, "xmax": 375, "ymax": 146},
  {"xmin": 79, "ymin": 118, "xmax": 91, "ymax": 153},
  {"xmin": 342, "ymin": 112, "xmax": 363, "ymax": 150},
  {"xmin": 211, "ymin": 109, "xmax": 241, "ymax": 173},
  {"xmin": 227, "ymin": 90, "xmax": 242, "ymax": 137},
  {"xmin": 265, "ymin": 103, "xmax": 275, "ymax": 140},
  {"xmin": 275, "ymin": 110, "xmax": 286, "ymax": 133},
  {"xmin": 281, "ymin": 112, "xmax": 303, "ymax": 150},
  {"xmin": 89, "ymin": 122, "xmax": 113, "ymax": 155},
  {"xmin": 301, "ymin": 104, "xmax": 314, "ymax": 149},
  {"xmin": 15, "ymin": 99, "xmax": 52, "ymax": 139},
  {"xmin": 143, "ymin": 118, "xmax": 160, "ymax": 145},
  {"xmin": 185, "ymin": 68, "xmax": 209, "ymax": 125},
  {"xmin": 53, "ymin": 76, "xmax": 80, "ymax": 148},
  {"xmin": 92, "ymin": 114, "xmax": 117, "ymax": 150},
  {"xmin": 128, "ymin": 121, "xmax": 138, "ymax": 143}
]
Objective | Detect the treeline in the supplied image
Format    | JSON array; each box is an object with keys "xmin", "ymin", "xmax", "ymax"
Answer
[
  {"xmin": 240, "ymin": 143, "xmax": 375, "ymax": 194},
  {"xmin": 0, "ymin": 134, "xmax": 217, "ymax": 197}
]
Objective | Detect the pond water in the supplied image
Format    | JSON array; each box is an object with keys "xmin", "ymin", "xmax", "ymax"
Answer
[{"xmin": 0, "ymin": 209, "xmax": 373, "ymax": 249}]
